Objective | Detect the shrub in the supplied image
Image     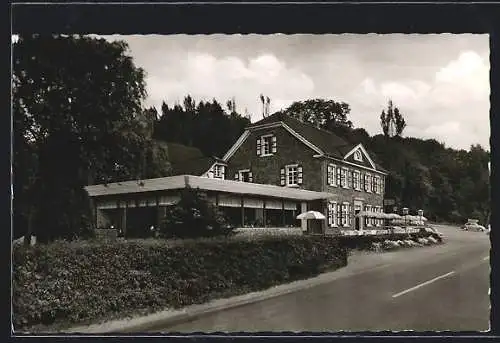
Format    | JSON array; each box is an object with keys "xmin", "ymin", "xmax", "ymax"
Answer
[
  {"xmin": 13, "ymin": 235, "xmax": 347, "ymax": 331},
  {"xmin": 160, "ymin": 186, "xmax": 234, "ymax": 239}
]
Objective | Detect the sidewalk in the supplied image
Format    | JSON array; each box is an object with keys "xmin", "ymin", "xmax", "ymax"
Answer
[{"xmin": 63, "ymin": 250, "xmax": 392, "ymax": 334}]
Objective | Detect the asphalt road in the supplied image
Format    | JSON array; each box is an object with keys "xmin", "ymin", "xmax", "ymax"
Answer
[{"xmin": 154, "ymin": 224, "xmax": 491, "ymax": 333}]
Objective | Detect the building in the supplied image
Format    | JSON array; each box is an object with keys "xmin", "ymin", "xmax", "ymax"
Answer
[{"xmin": 85, "ymin": 113, "xmax": 388, "ymax": 236}]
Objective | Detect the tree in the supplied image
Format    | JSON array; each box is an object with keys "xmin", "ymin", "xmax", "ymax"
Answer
[
  {"xmin": 12, "ymin": 34, "xmax": 167, "ymax": 242},
  {"xmin": 380, "ymin": 99, "xmax": 406, "ymax": 137},
  {"xmin": 160, "ymin": 186, "xmax": 233, "ymax": 238},
  {"xmin": 280, "ymin": 98, "xmax": 353, "ymax": 130},
  {"xmin": 259, "ymin": 94, "xmax": 271, "ymax": 118}
]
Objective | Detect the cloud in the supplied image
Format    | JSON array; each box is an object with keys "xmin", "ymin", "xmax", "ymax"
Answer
[
  {"xmin": 104, "ymin": 34, "xmax": 489, "ymax": 151},
  {"xmin": 143, "ymin": 52, "xmax": 315, "ymax": 120},
  {"xmin": 349, "ymin": 50, "xmax": 489, "ymax": 150}
]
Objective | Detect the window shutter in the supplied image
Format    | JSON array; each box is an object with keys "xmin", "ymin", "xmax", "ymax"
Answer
[
  {"xmin": 348, "ymin": 204, "xmax": 352, "ymax": 226},
  {"xmin": 221, "ymin": 166, "xmax": 225, "ymax": 179},
  {"xmin": 256, "ymin": 138, "xmax": 261, "ymax": 156},
  {"xmin": 280, "ymin": 168, "xmax": 285, "ymax": 186},
  {"xmin": 248, "ymin": 172, "xmax": 253, "ymax": 182},
  {"xmin": 328, "ymin": 202, "xmax": 333, "ymax": 226},
  {"xmin": 235, "ymin": 173, "xmax": 239, "ymax": 181},
  {"xmin": 347, "ymin": 170, "xmax": 353, "ymax": 188},
  {"xmin": 327, "ymin": 164, "xmax": 332, "ymax": 185},
  {"xmin": 271, "ymin": 136, "xmax": 277, "ymax": 153},
  {"xmin": 336, "ymin": 167, "xmax": 341, "ymax": 186},
  {"xmin": 297, "ymin": 166, "xmax": 303, "ymax": 185}
]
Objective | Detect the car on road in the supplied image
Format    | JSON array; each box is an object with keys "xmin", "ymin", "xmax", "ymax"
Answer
[{"xmin": 461, "ymin": 219, "xmax": 486, "ymax": 232}]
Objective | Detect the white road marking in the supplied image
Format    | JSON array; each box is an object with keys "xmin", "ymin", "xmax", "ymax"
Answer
[
  {"xmin": 483, "ymin": 256, "xmax": 490, "ymax": 261},
  {"xmin": 392, "ymin": 271, "xmax": 456, "ymax": 298}
]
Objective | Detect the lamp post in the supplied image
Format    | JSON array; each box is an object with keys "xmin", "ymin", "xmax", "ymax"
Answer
[
  {"xmin": 418, "ymin": 209, "xmax": 423, "ymax": 226},
  {"xmin": 402, "ymin": 207, "xmax": 409, "ymax": 227}
]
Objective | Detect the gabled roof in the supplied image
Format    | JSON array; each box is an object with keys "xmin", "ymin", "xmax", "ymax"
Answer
[{"xmin": 249, "ymin": 112, "xmax": 353, "ymax": 159}]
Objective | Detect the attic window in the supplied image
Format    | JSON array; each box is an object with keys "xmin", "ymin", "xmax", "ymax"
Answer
[
  {"xmin": 354, "ymin": 150, "xmax": 363, "ymax": 162},
  {"xmin": 257, "ymin": 134, "xmax": 277, "ymax": 156},
  {"xmin": 213, "ymin": 164, "xmax": 224, "ymax": 179}
]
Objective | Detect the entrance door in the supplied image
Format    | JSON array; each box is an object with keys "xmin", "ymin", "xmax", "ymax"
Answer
[{"xmin": 354, "ymin": 200, "xmax": 363, "ymax": 230}]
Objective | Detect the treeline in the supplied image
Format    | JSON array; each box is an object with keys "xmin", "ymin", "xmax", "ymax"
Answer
[
  {"xmin": 275, "ymin": 99, "xmax": 490, "ymax": 226},
  {"xmin": 153, "ymin": 96, "xmax": 251, "ymax": 158}
]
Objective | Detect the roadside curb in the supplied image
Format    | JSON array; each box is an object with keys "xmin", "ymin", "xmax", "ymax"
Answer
[{"xmin": 63, "ymin": 257, "xmax": 392, "ymax": 334}]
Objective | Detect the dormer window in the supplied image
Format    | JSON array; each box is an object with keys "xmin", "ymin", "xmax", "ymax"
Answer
[
  {"xmin": 213, "ymin": 164, "xmax": 225, "ymax": 179},
  {"xmin": 257, "ymin": 134, "xmax": 277, "ymax": 156},
  {"xmin": 354, "ymin": 150, "xmax": 363, "ymax": 162}
]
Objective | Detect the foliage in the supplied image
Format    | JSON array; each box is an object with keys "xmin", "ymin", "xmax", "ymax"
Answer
[
  {"xmin": 279, "ymin": 98, "xmax": 353, "ymax": 130},
  {"xmin": 160, "ymin": 186, "xmax": 234, "ymax": 238},
  {"xmin": 12, "ymin": 34, "xmax": 171, "ymax": 242},
  {"xmin": 153, "ymin": 96, "xmax": 251, "ymax": 158},
  {"xmin": 380, "ymin": 99, "xmax": 406, "ymax": 137},
  {"xmin": 13, "ymin": 235, "xmax": 347, "ymax": 331}
]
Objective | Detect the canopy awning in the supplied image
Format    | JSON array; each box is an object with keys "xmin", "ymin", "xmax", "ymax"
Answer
[{"xmin": 296, "ymin": 211, "xmax": 326, "ymax": 220}]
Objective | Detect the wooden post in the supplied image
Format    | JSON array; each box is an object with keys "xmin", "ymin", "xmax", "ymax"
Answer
[
  {"xmin": 282, "ymin": 199, "xmax": 286, "ymax": 227},
  {"xmin": 263, "ymin": 199, "xmax": 267, "ymax": 228},
  {"xmin": 155, "ymin": 195, "xmax": 160, "ymax": 228},
  {"xmin": 241, "ymin": 197, "xmax": 245, "ymax": 227},
  {"xmin": 123, "ymin": 201, "xmax": 128, "ymax": 237}
]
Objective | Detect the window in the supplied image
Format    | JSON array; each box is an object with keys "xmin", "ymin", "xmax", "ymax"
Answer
[
  {"xmin": 257, "ymin": 134, "xmax": 277, "ymax": 156},
  {"xmin": 341, "ymin": 203, "xmax": 349, "ymax": 227},
  {"xmin": 336, "ymin": 203, "xmax": 342, "ymax": 226},
  {"xmin": 336, "ymin": 167, "xmax": 341, "ymax": 187},
  {"xmin": 372, "ymin": 175, "xmax": 377, "ymax": 193},
  {"xmin": 365, "ymin": 205, "xmax": 372, "ymax": 226},
  {"xmin": 285, "ymin": 164, "xmax": 298, "ymax": 186},
  {"xmin": 353, "ymin": 171, "xmax": 360, "ymax": 190},
  {"xmin": 354, "ymin": 150, "xmax": 363, "ymax": 162},
  {"xmin": 213, "ymin": 164, "xmax": 224, "ymax": 179},
  {"xmin": 347, "ymin": 169, "xmax": 353, "ymax": 189},
  {"xmin": 327, "ymin": 164, "xmax": 336, "ymax": 186},
  {"xmin": 238, "ymin": 169, "xmax": 252, "ymax": 182},
  {"xmin": 365, "ymin": 173, "xmax": 372, "ymax": 192},
  {"xmin": 341, "ymin": 168, "xmax": 348, "ymax": 188},
  {"xmin": 328, "ymin": 201, "xmax": 337, "ymax": 227}
]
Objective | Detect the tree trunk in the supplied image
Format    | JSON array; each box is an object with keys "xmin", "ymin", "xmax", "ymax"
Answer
[{"xmin": 23, "ymin": 208, "xmax": 33, "ymax": 247}]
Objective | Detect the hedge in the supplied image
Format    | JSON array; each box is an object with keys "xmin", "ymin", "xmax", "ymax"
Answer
[{"xmin": 13, "ymin": 235, "xmax": 347, "ymax": 331}]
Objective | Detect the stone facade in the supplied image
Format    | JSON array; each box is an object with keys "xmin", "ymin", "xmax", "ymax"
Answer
[
  {"xmin": 225, "ymin": 124, "xmax": 387, "ymax": 233},
  {"xmin": 225, "ymin": 125, "xmax": 323, "ymax": 191}
]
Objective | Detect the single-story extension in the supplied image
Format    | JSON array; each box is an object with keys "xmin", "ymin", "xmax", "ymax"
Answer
[{"xmin": 84, "ymin": 174, "xmax": 336, "ymax": 237}]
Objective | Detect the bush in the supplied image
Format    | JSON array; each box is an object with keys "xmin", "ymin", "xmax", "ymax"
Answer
[
  {"xmin": 13, "ymin": 235, "xmax": 347, "ymax": 331},
  {"xmin": 160, "ymin": 186, "xmax": 235, "ymax": 239}
]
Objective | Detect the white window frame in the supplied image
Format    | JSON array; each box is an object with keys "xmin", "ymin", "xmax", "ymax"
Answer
[
  {"xmin": 285, "ymin": 164, "xmax": 299, "ymax": 187},
  {"xmin": 341, "ymin": 167, "xmax": 348, "ymax": 189},
  {"xmin": 342, "ymin": 202, "xmax": 350, "ymax": 227},
  {"xmin": 327, "ymin": 163, "xmax": 337, "ymax": 187},
  {"xmin": 365, "ymin": 205, "xmax": 372, "ymax": 227},
  {"xmin": 260, "ymin": 134, "xmax": 274, "ymax": 157},
  {"xmin": 238, "ymin": 169, "xmax": 251, "ymax": 182},
  {"xmin": 365, "ymin": 173, "xmax": 372, "ymax": 193},
  {"xmin": 353, "ymin": 170, "xmax": 361, "ymax": 191},
  {"xmin": 354, "ymin": 150, "xmax": 363, "ymax": 162},
  {"xmin": 213, "ymin": 164, "xmax": 224, "ymax": 178},
  {"xmin": 328, "ymin": 201, "xmax": 338, "ymax": 227}
]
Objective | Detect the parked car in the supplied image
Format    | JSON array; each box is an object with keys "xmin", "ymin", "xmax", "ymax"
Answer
[{"xmin": 461, "ymin": 219, "xmax": 486, "ymax": 232}]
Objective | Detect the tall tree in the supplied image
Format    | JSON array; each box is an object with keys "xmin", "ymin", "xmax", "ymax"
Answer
[
  {"xmin": 280, "ymin": 98, "xmax": 353, "ymax": 130},
  {"xmin": 380, "ymin": 99, "xmax": 406, "ymax": 137},
  {"xmin": 12, "ymin": 34, "xmax": 167, "ymax": 243}
]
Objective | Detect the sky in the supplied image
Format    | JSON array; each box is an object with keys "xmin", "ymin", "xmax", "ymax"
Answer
[{"xmin": 102, "ymin": 34, "xmax": 489, "ymax": 151}]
